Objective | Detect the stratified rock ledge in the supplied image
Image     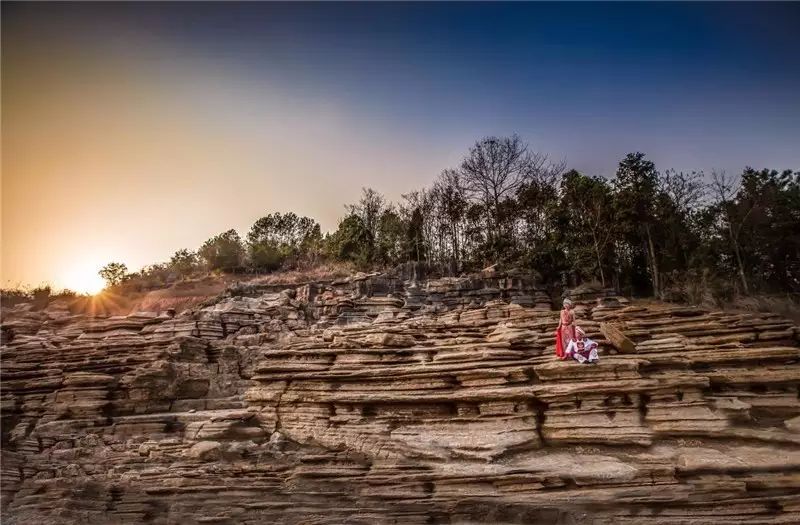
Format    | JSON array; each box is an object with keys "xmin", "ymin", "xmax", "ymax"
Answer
[{"xmin": 2, "ymin": 272, "xmax": 799, "ymax": 524}]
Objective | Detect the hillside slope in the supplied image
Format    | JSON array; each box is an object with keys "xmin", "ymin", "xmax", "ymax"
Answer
[{"xmin": 2, "ymin": 272, "xmax": 799, "ymax": 524}]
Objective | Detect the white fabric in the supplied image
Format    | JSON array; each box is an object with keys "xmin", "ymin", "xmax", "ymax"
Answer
[{"xmin": 567, "ymin": 338, "xmax": 599, "ymax": 364}]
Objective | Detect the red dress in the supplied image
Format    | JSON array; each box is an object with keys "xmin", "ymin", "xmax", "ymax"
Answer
[{"xmin": 555, "ymin": 308, "xmax": 576, "ymax": 359}]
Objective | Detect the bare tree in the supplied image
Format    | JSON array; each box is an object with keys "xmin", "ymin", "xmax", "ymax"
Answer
[
  {"xmin": 529, "ymin": 156, "xmax": 567, "ymax": 188},
  {"xmin": 431, "ymin": 169, "xmax": 468, "ymax": 270},
  {"xmin": 659, "ymin": 169, "xmax": 708, "ymax": 214},
  {"xmin": 586, "ymin": 190, "xmax": 615, "ymax": 288},
  {"xmin": 710, "ymin": 170, "xmax": 750, "ymax": 294},
  {"xmin": 458, "ymin": 135, "xmax": 563, "ymax": 253},
  {"xmin": 347, "ymin": 187, "xmax": 386, "ymax": 244},
  {"xmin": 401, "ymin": 188, "xmax": 435, "ymax": 262}
]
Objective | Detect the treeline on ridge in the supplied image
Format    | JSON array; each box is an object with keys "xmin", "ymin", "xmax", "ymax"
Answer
[{"xmin": 102, "ymin": 135, "xmax": 800, "ymax": 304}]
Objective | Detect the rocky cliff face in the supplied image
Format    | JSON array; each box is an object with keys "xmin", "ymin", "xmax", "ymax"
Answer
[{"xmin": 2, "ymin": 273, "xmax": 799, "ymax": 524}]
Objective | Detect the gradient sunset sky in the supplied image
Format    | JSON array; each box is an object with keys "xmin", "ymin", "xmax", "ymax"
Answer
[{"xmin": 2, "ymin": 2, "xmax": 799, "ymax": 292}]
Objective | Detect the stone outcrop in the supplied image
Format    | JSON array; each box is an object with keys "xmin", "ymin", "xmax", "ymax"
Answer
[{"xmin": 2, "ymin": 273, "xmax": 799, "ymax": 524}]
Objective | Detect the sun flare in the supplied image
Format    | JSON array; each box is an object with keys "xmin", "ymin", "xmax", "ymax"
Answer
[{"xmin": 60, "ymin": 265, "xmax": 106, "ymax": 295}]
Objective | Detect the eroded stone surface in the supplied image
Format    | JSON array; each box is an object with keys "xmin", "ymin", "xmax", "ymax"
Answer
[{"xmin": 1, "ymin": 273, "xmax": 799, "ymax": 524}]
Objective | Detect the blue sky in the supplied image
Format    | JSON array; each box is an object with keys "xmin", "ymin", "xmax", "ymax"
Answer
[
  {"xmin": 127, "ymin": 2, "xmax": 800, "ymax": 157},
  {"xmin": 7, "ymin": 2, "xmax": 799, "ymax": 176}
]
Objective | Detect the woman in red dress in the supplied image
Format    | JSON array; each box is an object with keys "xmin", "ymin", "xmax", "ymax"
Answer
[{"xmin": 555, "ymin": 299, "xmax": 576, "ymax": 359}]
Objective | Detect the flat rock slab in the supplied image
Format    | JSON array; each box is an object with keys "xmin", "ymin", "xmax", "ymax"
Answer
[{"xmin": 2, "ymin": 272, "xmax": 799, "ymax": 524}]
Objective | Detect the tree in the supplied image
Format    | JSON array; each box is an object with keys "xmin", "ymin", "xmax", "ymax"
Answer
[
  {"xmin": 710, "ymin": 170, "xmax": 752, "ymax": 294},
  {"xmin": 247, "ymin": 212, "xmax": 322, "ymax": 270},
  {"xmin": 247, "ymin": 212, "xmax": 321, "ymax": 250},
  {"xmin": 99, "ymin": 262, "xmax": 129, "ymax": 287},
  {"xmin": 559, "ymin": 170, "xmax": 616, "ymax": 287},
  {"xmin": 405, "ymin": 206, "xmax": 427, "ymax": 262},
  {"xmin": 375, "ymin": 208, "xmax": 406, "ymax": 265},
  {"xmin": 746, "ymin": 169, "xmax": 800, "ymax": 292},
  {"xmin": 430, "ymin": 170, "xmax": 468, "ymax": 270},
  {"xmin": 456, "ymin": 135, "xmax": 564, "ymax": 260},
  {"xmin": 198, "ymin": 230, "xmax": 245, "ymax": 271},
  {"xmin": 345, "ymin": 188, "xmax": 386, "ymax": 262},
  {"xmin": 169, "ymin": 249, "xmax": 199, "ymax": 278},
  {"xmin": 659, "ymin": 169, "xmax": 707, "ymax": 215},
  {"xmin": 458, "ymin": 135, "xmax": 529, "ymax": 254},
  {"xmin": 516, "ymin": 170, "xmax": 562, "ymax": 282},
  {"xmin": 710, "ymin": 168, "xmax": 800, "ymax": 294},
  {"xmin": 613, "ymin": 153, "xmax": 661, "ymax": 295},
  {"xmin": 400, "ymin": 189, "xmax": 436, "ymax": 265},
  {"xmin": 135, "ymin": 263, "xmax": 173, "ymax": 289},
  {"xmin": 655, "ymin": 170, "xmax": 706, "ymax": 284},
  {"xmin": 326, "ymin": 214, "xmax": 372, "ymax": 266},
  {"xmin": 249, "ymin": 242, "xmax": 283, "ymax": 272}
]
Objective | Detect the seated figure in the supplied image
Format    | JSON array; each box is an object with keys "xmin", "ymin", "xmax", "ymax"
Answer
[{"xmin": 565, "ymin": 326, "xmax": 599, "ymax": 364}]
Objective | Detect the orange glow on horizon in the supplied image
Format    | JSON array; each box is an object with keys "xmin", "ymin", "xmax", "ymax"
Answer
[{"xmin": 59, "ymin": 263, "xmax": 107, "ymax": 295}]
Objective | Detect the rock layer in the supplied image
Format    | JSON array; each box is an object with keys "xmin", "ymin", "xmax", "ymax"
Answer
[{"xmin": 2, "ymin": 273, "xmax": 799, "ymax": 524}]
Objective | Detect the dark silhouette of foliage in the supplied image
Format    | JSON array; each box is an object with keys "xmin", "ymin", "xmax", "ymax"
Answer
[
  {"xmin": 169, "ymin": 249, "xmax": 200, "ymax": 278},
  {"xmin": 247, "ymin": 212, "xmax": 322, "ymax": 270},
  {"xmin": 91, "ymin": 136, "xmax": 798, "ymax": 304},
  {"xmin": 99, "ymin": 262, "xmax": 129, "ymax": 287},
  {"xmin": 199, "ymin": 230, "xmax": 246, "ymax": 272},
  {"xmin": 326, "ymin": 214, "xmax": 372, "ymax": 266}
]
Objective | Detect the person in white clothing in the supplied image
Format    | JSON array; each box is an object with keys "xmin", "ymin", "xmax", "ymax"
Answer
[{"xmin": 565, "ymin": 326, "xmax": 599, "ymax": 364}]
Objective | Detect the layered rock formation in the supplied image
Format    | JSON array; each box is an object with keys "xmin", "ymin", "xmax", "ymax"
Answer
[{"xmin": 2, "ymin": 272, "xmax": 799, "ymax": 524}]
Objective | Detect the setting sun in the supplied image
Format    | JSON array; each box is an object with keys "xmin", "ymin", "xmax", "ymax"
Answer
[{"xmin": 60, "ymin": 265, "xmax": 106, "ymax": 295}]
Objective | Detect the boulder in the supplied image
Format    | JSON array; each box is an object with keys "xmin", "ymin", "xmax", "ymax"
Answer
[{"xmin": 185, "ymin": 441, "xmax": 222, "ymax": 461}]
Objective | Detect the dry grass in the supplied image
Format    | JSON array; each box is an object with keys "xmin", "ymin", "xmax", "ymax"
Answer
[
  {"xmin": 133, "ymin": 278, "xmax": 230, "ymax": 313},
  {"xmin": 729, "ymin": 294, "xmax": 800, "ymax": 323},
  {"xmin": 246, "ymin": 261, "xmax": 357, "ymax": 286},
  {"xmin": 66, "ymin": 263, "xmax": 359, "ymax": 315}
]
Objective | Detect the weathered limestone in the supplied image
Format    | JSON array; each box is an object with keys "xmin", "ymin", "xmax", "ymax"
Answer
[
  {"xmin": 600, "ymin": 321, "xmax": 637, "ymax": 353},
  {"xmin": 1, "ymin": 272, "xmax": 799, "ymax": 524}
]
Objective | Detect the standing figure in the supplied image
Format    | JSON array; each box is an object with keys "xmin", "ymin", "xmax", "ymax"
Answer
[{"xmin": 555, "ymin": 299, "xmax": 576, "ymax": 359}]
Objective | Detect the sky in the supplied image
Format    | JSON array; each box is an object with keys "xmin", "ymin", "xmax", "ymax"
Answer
[{"xmin": 2, "ymin": 2, "xmax": 799, "ymax": 292}]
